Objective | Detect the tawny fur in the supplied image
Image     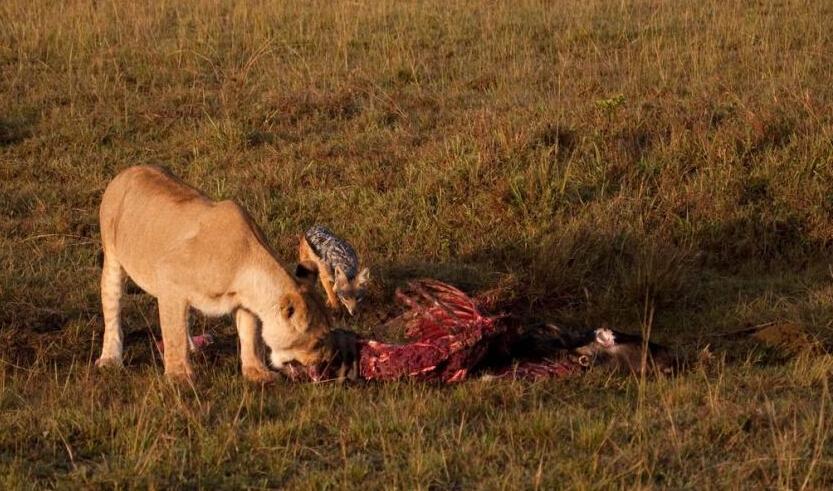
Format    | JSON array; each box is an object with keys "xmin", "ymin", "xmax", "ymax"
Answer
[{"xmin": 96, "ymin": 165, "xmax": 332, "ymax": 383}]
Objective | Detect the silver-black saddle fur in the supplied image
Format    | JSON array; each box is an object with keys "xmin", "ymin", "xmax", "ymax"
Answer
[{"xmin": 305, "ymin": 224, "xmax": 359, "ymax": 280}]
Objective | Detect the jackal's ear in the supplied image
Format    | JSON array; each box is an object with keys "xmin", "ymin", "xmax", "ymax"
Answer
[
  {"xmin": 294, "ymin": 261, "xmax": 319, "ymax": 287},
  {"xmin": 356, "ymin": 267, "xmax": 371, "ymax": 287},
  {"xmin": 334, "ymin": 267, "xmax": 349, "ymax": 289}
]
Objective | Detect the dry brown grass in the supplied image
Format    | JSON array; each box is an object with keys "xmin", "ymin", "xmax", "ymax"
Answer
[{"xmin": 2, "ymin": 0, "xmax": 833, "ymax": 487}]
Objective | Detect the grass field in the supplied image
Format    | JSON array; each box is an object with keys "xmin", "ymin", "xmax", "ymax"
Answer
[{"xmin": 2, "ymin": 0, "xmax": 833, "ymax": 487}]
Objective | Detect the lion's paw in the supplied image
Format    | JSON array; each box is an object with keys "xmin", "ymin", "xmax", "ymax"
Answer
[
  {"xmin": 165, "ymin": 368, "xmax": 196, "ymax": 385},
  {"xmin": 243, "ymin": 366, "xmax": 278, "ymax": 385},
  {"xmin": 95, "ymin": 356, "xmax": 124, "ymax": 369}
]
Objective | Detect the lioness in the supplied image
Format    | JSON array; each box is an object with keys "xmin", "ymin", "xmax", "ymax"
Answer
[{"xmin": 96, "ymin": 165, "xmax": 337, "ymax": 383}]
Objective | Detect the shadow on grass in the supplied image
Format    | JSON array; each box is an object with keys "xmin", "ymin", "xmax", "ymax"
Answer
[
  {"xmin": 4, "ymin": 214, "xmax": 832, "ymax": 375},
  {"xmin": 0, "ymin": 112, "xmax": 36, "ymax": 147}
]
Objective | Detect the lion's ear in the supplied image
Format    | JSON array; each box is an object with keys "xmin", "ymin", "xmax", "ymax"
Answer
[
  {"xmin": 294, "ymin": 261, "xmax": 319, "ymax": 288},
  {"xmin": 279, "ymin": 294, "xmax": 296, "ymax": 320},
  {"xmin": 279, "ymin": 293, "xmax": 309, "ymax": 331}
]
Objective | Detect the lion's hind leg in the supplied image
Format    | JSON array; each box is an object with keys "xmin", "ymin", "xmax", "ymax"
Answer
[{"xmin": 96, "ymin": 253, "xmax": 125, "ymax": 368}]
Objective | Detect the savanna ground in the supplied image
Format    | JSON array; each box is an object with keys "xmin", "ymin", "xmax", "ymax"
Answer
[{"xmin": 2, "ymin": 0, "xmax": 833, "ymax": 488}]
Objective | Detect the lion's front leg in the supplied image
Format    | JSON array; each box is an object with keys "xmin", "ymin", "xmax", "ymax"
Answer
[
  {"xmin": 235, "ymin": 309, "xmax": 277, "ymax": 384},
  {"xmin": 158, "ymin": 297, "xmax": 193, "ymax": 382}
]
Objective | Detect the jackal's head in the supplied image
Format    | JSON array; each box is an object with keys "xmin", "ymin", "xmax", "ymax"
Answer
[{"xmin": 334, "ymin": 266, "xmax": 370, "ymax": 316}]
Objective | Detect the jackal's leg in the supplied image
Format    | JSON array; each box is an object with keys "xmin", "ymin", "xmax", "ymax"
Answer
[
  {"xmin": 318, "ymin": 267, "xmax": 339, "ymax": 309},
  {"xmin": 158, "ymin": 297, "xmax": 192, "ymax": 381},
  {"xmin": 235, "ymin": 309, "xmax": 276, "ymax": 383},
  {"xmin": 96, "ymin": 253, "xmax": 125, "ymax": 368}
]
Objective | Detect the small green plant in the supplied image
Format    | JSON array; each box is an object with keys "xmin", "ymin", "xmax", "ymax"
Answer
[
  {"xmin": 594, "ymin": 93, "xmax": 626, "ymax": 113},
  {"xmin": 594, "ymin": 94, "xmax": 626, "ymax": 128}
]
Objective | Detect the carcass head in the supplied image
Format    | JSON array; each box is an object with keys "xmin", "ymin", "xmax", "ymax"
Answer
[{"xmin": 572, "ymin": 328, "xmax": 676, "ymax": 375}]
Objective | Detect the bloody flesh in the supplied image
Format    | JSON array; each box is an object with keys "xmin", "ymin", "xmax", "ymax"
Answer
[
  {"xmin": 296, "ymin": 280, "xmax": 585, "ymax": 383},
  {"xmin": 356, "ymin": 280, "xmax": 504, "ymax": 382}
]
